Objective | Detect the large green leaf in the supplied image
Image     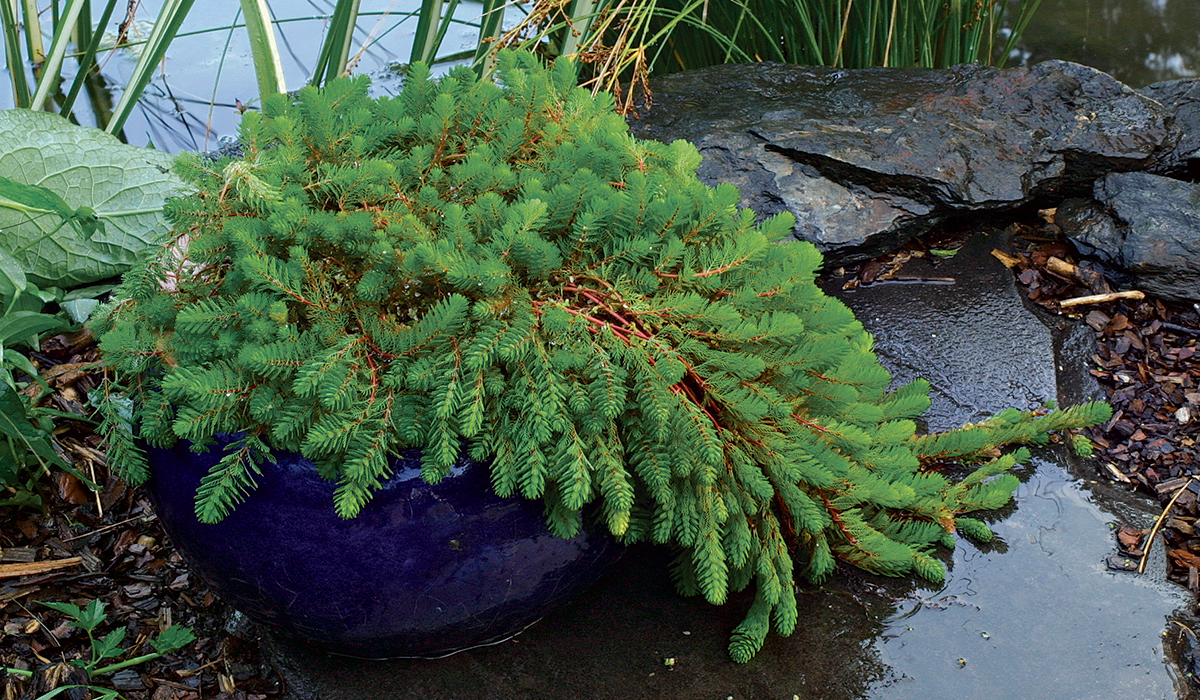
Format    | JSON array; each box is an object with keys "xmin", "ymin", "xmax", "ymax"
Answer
[
  {"xmin": 0, "ymin": 109, "xmax": 187, "ymax": 288},
  {"xmin": 0, "ymin": 310, "xmax": 69, "ymax": 347},
  {"xmin": 0, "ymin": 383, "xmax": 68, "ymax": 469}
]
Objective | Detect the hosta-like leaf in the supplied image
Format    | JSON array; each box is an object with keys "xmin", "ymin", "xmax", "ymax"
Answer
[{"xmin": 0, "ymin": 109, "xmax": 186, "ymax": 287}]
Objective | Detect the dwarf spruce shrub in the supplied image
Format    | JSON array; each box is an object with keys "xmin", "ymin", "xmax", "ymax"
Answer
[{"xmin": 96, "ymin": 51, "xmax": 1111, "ymax": 662}]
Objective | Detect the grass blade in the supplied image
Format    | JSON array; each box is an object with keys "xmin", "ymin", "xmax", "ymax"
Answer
[
  {"xmin": 29, "ymin": 0, "xmax": 89, "ymax": 111},
  {"xmin": 19, "ymin": 0, "xmax": 42, "ymax": 63},
  {"xmin": 239, "ymin": 0, "xmax": 287, "ymax": 99},
  {"xmin": 2, "ymin": 0, "xmax": 31, "ymax": 107},
  {"xmin": 311, "ymin": 0, "xmax": 361, "ymax": 85},
  {"xmin": 59, "ymin": 0, "xmax": 120, "ymax": 117},
  {"xmin": 471, "ymin": 0, "xmax": 506, "ymax": 77},
  {"xmin": 559, "ymin": 0, "xmax": 603, "ymax": 59},
  {"xmin": 106, "ymin": 0, "xmax": 198, "ymax": 137}
]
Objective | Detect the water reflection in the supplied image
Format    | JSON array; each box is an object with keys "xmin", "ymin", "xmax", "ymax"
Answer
[
  {"xmin": 1014, "ymin": 0, "xmax": 1199, "ymax": 87},
  {"xmin": 0, "ymin": 1, "xmax": 479, "ymax": 153},
  {"xmin": 871, "ymin": 455, "xmax": 1186, "ymax": 700}
]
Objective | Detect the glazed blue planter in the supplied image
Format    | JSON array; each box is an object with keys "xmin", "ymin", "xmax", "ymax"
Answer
[{"xmin": 144, "ymin": 439, "xmax": 621, "ymax": 659}]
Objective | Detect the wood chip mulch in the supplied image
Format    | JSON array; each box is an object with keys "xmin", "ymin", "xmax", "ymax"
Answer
[{"xmin": 0, "ymin": 329, "xmax": 283, "ymax": 700}]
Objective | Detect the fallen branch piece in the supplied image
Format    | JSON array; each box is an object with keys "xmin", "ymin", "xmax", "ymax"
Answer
[
  {"xmin": 1045, "ymin": 256, "xmax": 1078, "ymax": 279},
  {"xmin": 990, "ymin": 249, "xmax": 1021, "ymax": 269},
  {"xmin": 1045, "ymin": 256, "xmax": 1112, "ymax": 294},
  {"xmin": 1060, "ymin": 290, "xmax": 1145, "ymax": 308},
  {"xmin": 1103, "ymin": 461, "xmax": 1132, "ymax": 484},
  {"xmin": 0, "ymin": 557, "xmax": 83, "ymax": 579},
  {"xmin": 1140, "ymin": 476, "xmax": 1198, "ymax": 574}
]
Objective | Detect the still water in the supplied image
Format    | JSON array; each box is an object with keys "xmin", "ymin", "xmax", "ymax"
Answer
[
  {"xmin": 1, "ymin": 0, "xmax": 1194, "ymax": 151},
  {"xmin": 1014, "ymin": 0, "xmax": 1200, "ymax": 87}
]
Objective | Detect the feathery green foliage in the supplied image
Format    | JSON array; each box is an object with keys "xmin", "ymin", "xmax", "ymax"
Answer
[{"xmin": 95, "ymin": 52, "xmax": 1109, "ymax": 662}]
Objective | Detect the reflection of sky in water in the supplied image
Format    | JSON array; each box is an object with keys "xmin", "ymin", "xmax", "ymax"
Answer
[
  {"xmin": 1013, "ymin": 0, "xmax": 1199, "ymax": 86},
  {"xmin": 0, "ymin": 1, "xmax": 492, "ymax": 152}
]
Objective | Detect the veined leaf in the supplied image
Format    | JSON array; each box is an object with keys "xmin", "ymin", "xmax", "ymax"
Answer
[{"xmin": 0, "ymin": 110, "xmax": 186, "ymax": 288}]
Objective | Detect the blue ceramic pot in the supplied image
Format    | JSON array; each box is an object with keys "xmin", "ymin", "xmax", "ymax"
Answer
[{"xmin": 144, "ymin": 439, "xmax": 621, "ymax": 659}]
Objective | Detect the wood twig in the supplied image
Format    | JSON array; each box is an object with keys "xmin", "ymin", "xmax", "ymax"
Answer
[
  {"xmin": 990, "ymin": 249, "xmax": 1022, "ymax": 269},
  {"xmin": 1139, "ymin": 476, "xmax": 1198, "ymax": 574},
  {"xmin": 0, "ymin": 557, "xmax": 83, "ymax": 580},
  {"xmin": 62, "ymin": 513, "xmax": 157, "ymax": 542},
  {"xmin": 1059, "ymin": 290, "xmax": 1145, "ymax": 308}
]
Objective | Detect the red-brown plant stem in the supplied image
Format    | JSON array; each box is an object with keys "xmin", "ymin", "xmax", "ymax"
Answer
[
  {"xmin": 553, "ymin": 289, "xmax": 729, "ymax": 434},
  {"xmin": 819, "ymin": 492, "xmax": 857, "ymax": 545},
  {"xmin": 654, "ymin": 255, "xmax": 752, "ymax": 280},
  {"xmin": 792, "ymin": 414, "xmax": 832, "ymax": 434}
]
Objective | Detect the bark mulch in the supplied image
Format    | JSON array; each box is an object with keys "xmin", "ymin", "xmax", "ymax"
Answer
[
  {"xmin": 2, "ymin": 212, "xmax": 1197, "ymax": 699},
  {"xmin": 0, "ymin": 329, "xmax": 283, "ymax": 700}
]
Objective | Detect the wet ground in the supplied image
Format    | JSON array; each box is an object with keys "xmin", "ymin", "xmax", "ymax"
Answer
[
  {"xmin": 831, "ymin": 227, "xmax": 1194, "ymax": 699},
  {"xmin": 252, "ymin": 226, "xmax": 1194, "ymax": 699}
]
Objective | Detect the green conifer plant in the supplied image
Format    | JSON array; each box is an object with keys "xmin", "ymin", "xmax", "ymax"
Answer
[{"xmin": 94, "ymin": 51, "xmax": 1111, "ymax": 663}]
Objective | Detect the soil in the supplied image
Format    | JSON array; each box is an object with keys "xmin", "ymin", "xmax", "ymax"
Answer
[{"xmin": 1, "ymin": 212, "xmax": 1197, "ymax": 699}]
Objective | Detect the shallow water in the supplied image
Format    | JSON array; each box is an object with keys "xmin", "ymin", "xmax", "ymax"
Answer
[
  {"xmin": 830, "ymin": 228, "xmax": 1193, "ymax": 699},
  {"xmin": 0, "ymin": 1, "xmax": 479, "ymax": 152},
  {"xmin": 871, "ymin": 456, "xmax": 1186, "ymax": 699}
]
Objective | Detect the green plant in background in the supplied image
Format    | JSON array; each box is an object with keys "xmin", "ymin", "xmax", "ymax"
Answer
[
  {"xmin": 495, "ymin": 0, "xmax": 1044, "ymax": 110},
  {"xmin": 0, "ymin": 108, "xmax": 182, "ymax": 506},
  {"xmin": 1, "ymin": 599, "xmax": 195, "ymax": 700},
  {"xmin": 95, "ymin": 54, "xmax": 1109, "ymax": 661}
]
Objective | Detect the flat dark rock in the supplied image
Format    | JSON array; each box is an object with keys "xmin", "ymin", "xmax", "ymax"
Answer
[
  {"xmin": 1062, "ymin": 172, "xmax": 1200, "ymax": 302},
  {"xmin": 632, "ymin": 61, "xmax": 1176, "ymax": 264}
]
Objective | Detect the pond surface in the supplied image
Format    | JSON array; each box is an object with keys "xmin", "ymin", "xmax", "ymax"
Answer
[
  {"xmin": 1, "ymin": 0, "xmax": 486, "ymax": 152},
  {"xmin": 2, "ymin": 0, "xmax": 1194, "ymax": 153},
  {"xmin": 1014, "ymin": 0, "xmax": 1199, "ymax": 87}
]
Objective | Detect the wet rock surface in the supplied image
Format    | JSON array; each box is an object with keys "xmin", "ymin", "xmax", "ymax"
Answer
[
  {"xmin": 631, "ymin": 61, "xmax": 1190, "ymax": 266},
  {"xmin": 1059, "ymin": 172, "xmax": 1200, "ymax": 303},
  {"xmin": 1142, "ymin": 78, "xmax": 1200, "ymax": 178}
]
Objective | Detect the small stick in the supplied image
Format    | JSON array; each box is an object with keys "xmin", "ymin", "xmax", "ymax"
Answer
[
  {"xmin": 1139, "ymin": 476, "xmax": 1197, "ymax": 574},
  {"xmin": 63, "ymin": 513, "xmax": 157, "ymax": 542},
  {"xmin": 0, "ymin": 557, "xmax": 83, "ymax": 579},
  {"xmin": 1060, "ymin": 290, "xmax": 1145, "ymax": 308},
  {"xmin": 1044, "ymin": 256, "xmax": 1077, "ymax": 279},
  {"xmin": 1102, "ymin": 461, "xmax": 1131, "ymax": 484},
  {"xmin": 990, "ymin": 249, "xmax": 1021, "ymax": 269}
]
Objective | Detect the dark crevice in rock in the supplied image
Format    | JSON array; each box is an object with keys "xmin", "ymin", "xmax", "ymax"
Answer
[{"xmin": 761, "ymin": 143, "xmax": 957, "ymax": 206}]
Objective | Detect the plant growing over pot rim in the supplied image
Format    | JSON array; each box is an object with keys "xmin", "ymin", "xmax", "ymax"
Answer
[{"xmin": 94, "ymin": 51, "xmax": 1111, "ymax": 662}]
